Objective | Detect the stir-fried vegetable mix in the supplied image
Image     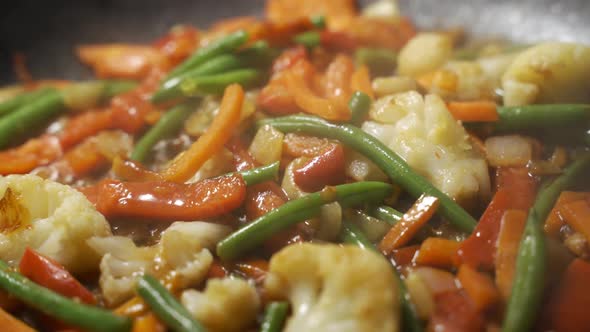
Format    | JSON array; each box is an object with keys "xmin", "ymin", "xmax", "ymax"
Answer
[{"xmin": 0, "ymin": 0, "xmax": 589, "ymax": 331}]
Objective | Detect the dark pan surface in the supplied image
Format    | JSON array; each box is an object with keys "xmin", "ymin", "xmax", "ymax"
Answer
[{"xmin": 1, "ymin": 0, "xmax": 589, "ymax": 84}]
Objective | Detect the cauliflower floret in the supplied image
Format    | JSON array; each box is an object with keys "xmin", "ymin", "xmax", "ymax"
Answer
[
  {"xmin": 0, "ymin": 174, "xmax": 111, "ymax": 274},
  {"xmin": 397, "ymin": 33, "xmax": 453, "ymax": 77},
  {"xmin": 88, "ymin": 221, "xmax": 230, "ymax": 305},
  {"xmin": 362, "ymin": 91, "xmax": 490, "ymax": 203},
  {"xmin": 502, "ymin": 42, "xmax": 590, "ymax": 106},
  {"xmin": 264, "ymin": 243, "xmax": 399, "ymax": 332},
  {"xmin": 181, "ymin": 278, "xmax": 260, "ymax": 332}
]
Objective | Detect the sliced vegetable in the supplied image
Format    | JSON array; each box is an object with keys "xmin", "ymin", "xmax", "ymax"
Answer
[
  {"xmin": 495, "ymin": 209, "xmax": 527, "ymax": 301},
  {"xmin": 447, "ymin": 101, "xmax": 499, "ymax": 122},
  {"xmin": 292, "ymin": 144, "xmax": 345, "ymax": 192},
  {"xmin": 414, "ymin": 238, "xmax": 460, "ymax": 269},
  {"xmin": 379, "ymin": 195, "xmax": 439, "ymax": 255},
  {"xmin": 137, "ymin": 274, "xmax": 206, "ymax": 332},
  {"xmin": 457, "ymin": 264, "xmax": 500, "ymax": 312},
  {"xmin": 0, "ymin": 260, "xmax": 131, "ymax": 332},
  {"xmin": 0, "ymin": 88, "xmax": 51, "ymax": 118},
  {"xmin": 239, "ymin": 161, "xmax": 280, "ymax": 186},
  {"xmin": 494, "ymin": 104, "xmax": 590, "ymax": 132},
  {"xmin": 161, "ymin": 84, "xmax": 244, "ymax": 183},
  {"xmin": 354, "ymin": 47, "xmax": 397, "ymax": 74},
  {"xmin": 348, "ymin": 91, "xmax": 372, "ymax": 126},
  {"xmin": 0, "ymin": 307, "xmax": 35, "ymax": 332},
  {"xmin": 559, "ymin": 199, "xmax": 590, "ymax": 243},
  {"xmin": 216, "ymin": 181, "xmax": 393, "ymax": 261}
]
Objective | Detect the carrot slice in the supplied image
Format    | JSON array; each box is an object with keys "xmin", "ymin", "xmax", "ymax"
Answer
[
  {"xmin": 559, "ymin": 199, "xmax": 590, "ymax": 243},
  {"xmin": 77, "ymin": 44, "xmax": 168, "ymax": 79},
  {"xmin": 447, "ymin": 101, "xmax": 499, "ymax": 122},
  {"xmin": 322, "ymin": 55, "xmax": 355, "ymax": 104},
  {"xmin": 429, "ymin": 290, "xmax": 485, "ymax": 332},
  {"xmin": 265, "ymin": 0, "xmax": 357, "ymax": 23},
  {"xmin": 379, "ymin": 195, "xmax": 440, "ymax": 255},
  {"xmin": 161, "ymin": 84, "xmax": 244, "ymax": 183},
  {"xmin": 458, "ymin": 264, "xmax": 500, "ymax": 312},
  {"xmin": 58, "ymin": 109, "xmax": 113, "ymax": 150},
  {"xmin": 545, "ymin": 192, "xmax": 590, "ymax": 237},
  {"xmin": 545, "ymin": 259, "xmax": 590, "ymax": 332},
  {"xmin": 415, "ymin": 237, "xmax": 460, "ymax": 269},
  {"xmin": 494, "ymin": 209, "xmax": 527, "ymax": 301},
  {"xmin": 0, "ymin": 136, "xmax": 62, "ymax": 175},
  {"xmin": 350, "ymin": 64, "xmax": 374, "ymax": 99},
  {"xmin": 131, "ymin": 313, "xmax": 165, "ymax": 332},
  {"xmin": 0, "ymin": 307, "xmax": 35, "ymax": 332},
  {"xmin": 391, "ymin": 245, "xmax": 420, "ymax": 267}
]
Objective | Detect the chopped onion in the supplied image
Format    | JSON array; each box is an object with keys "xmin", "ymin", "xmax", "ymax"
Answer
[
  {"xmin": 405, "ymin": 271, "xmax": 435, "ymax": 319},
  {"xmin": 282, "ymin": 157, "xmax": 309, "ymax": 200},
  {"xmin": 249, "ymin": 124, "xmax": 284, "ymax": 165},
  {"xmin": 94, "ymin": 130, "xmax": 133, "ymax": 161},
  {"xmin": 351, "ymin": 211, "xmax": 391, "ymax": 242},
  {"xmin": 316, "ymin": 202, "xmax": 342, "ymax": 241},
  {"xmin": 412, "ymin": 266, "xmax": 459, "ymax": 295},
  {"xmin": 61, "ymin": 81, "xmax": 105, "ymax": 111},
  {"xmin": 485, "ymin": 135, "xmax": 532, "ymax": 167},
  {"xmin": 372, "ymin": 76, "xmax": 417, "ymax": 98}
]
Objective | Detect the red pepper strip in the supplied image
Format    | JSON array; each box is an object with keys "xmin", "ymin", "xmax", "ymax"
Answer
[
  {"xmin": 457, "ymin": 167, "xmax": 537, "ymax": 270},
  {"xmin": 0, "ymin": 136, "xmax": 62, "ymax": 175},
  {"xmin": 153, "ymin": 26, "xmax": 200, "ymax": 66},
  {"xmin": 320, "ymin": 30, "xmax": 359, "ymax": 52},
  {"xmin": 322, "ymin": 55, "xmax": 355, "ymax": 105},
  {"xmin": 58, "ymin": 138, "xmax": 109, "ymax": 178},
  {"xmin": 58, "ymin": 109, "xmax": 113, "ymax": 150},
  {"xmin": 293, "ymin": 143, "xmax": 346, "ymax": 192},
  {"xmin": 19, "ymin": 248, "xmax": 95, "ymax": 304},
  {"xmin": 84, "ymin": 174, "xmax": 246, "ymax": 221},
  {"xmin": 429, "ymin": 290, "xmax": 485, "ymax": 332},
  {"xmin": 544, "ymin": 259, "xmax": 590, "ymax": 332},
  {"xmin": 207, "ymin": 261, "xmax": 229, "ymax": 279}
]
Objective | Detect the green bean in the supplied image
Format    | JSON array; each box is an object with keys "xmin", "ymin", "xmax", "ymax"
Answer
[
  {"xmin": 100, "ymin": 80, "xmax": 138, "ymax": 98},
  {"xmin": 216, "ymin": 181, "xmax": 393, "ymax": 261},
  {"xmin": 310, "ymin": 15, "xmax": 326, "ymax": 29},
  {"xmin": 502, "ymin": 154, "xmax": 590, "ymax": 332},
  {"xmin": 354, "ymin": 47, "xmax": 397, "ymax": 74},
  {"xmin": 494, "ymin": 104, "xmax": 590, "ymax": 132},
  {"xmin": 0, "ymin": 260, "xmax": 131, "ymax": 332},
  {"xmin": 294, "ymin": 31, "xmax": 321, "ymax": 49},
  {"xmin": 152, "ymin": 42, "xmax": 273, "ymax": 103},
  {"xmin": 368, "ymin": 205, "xmax": 403, "ymax": 226},
  {"xmin": 260, "ymin": 115, "xmax": 477, "ymax": 232},
  {"xmin": 340, "ymin": 220, "xmax": 423, "ymax": 332},
  {"xmin": 167, "ymin": 30, "xmax": 249, "ymax": 78},
  {"xmin": 348, "ymin": 91, "xmax": 372, "ymax": 126},
  {"xmin": 137, "ymin": 274, "xmax": 206, "ymax": 332},
  {"xmin": 0, "ymin": 89, "xmax": 64, "ymax": 149},
  {"xmin": 238, "ymin": 161, "xmax": 280, "ymax": 186},
  {"xmin": 179, "ymin": 69, "xmax": 261, "ymax": 97},
  {"xmin": 260, "ymin": 302, "xmax": 290, "ymax": 332},
  {"xmin": 0, "ymin": 88, "xmax": 51, "ymax": 117},
  {"xmin": 131, "ymin": 103, "xmax": 195, "ymax": 163}
]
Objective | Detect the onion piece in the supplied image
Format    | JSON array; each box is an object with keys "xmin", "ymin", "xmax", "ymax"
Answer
[
  {"xmin": 249, "ymin": 124, "xmax": 284, "ymax": 165},
  {"xmin": 484, "ymin": 135, "xmax": 532, "ymax": 167}
]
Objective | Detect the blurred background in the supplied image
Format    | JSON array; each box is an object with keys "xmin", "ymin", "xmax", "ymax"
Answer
[{"xmin": 1, "ymin": 0, "xmax": 589, "ymax": 83}]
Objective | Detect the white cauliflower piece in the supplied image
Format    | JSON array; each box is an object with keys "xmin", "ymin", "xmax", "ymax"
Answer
[
  {"xmin": 264, "ymin": 243, "xmax": 399, "ymax": 332},
  {"xmin": 397, "ymin": 33, "xmax": 453, "ymax": 77},
  {"xmin": 502, "ymin": 42, "xmax": 590, "ymax": 106},
  {"xmin": 0, "ymin": 174, "xmax": 111, "ymax": 274},
  {"xmin": 363, "ymin": 91, "xmax": 490, "ymax": 203},
  {"xmin": 88, "ymin": 221, "xmax": 230, "ymax": 305},
  {"xmin": 181, "ymin": 278, "xmax": 260, "ymax": 332}
]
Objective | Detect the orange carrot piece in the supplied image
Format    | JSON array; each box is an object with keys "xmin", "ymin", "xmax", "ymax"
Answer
[
  {"xmin": 265, "ymin": 0, "xmax": 357, "ymax": 23},
  {"xmin": 77, "ymin": 44, "xmax": 168, "ymax": 79},
  {"xmin": 161, "ymin": 84, "xmax": 244, "ymax": 183},
  {"xmin": 458, "ymin": 264, "xmax": 500, "ymax": 312},
  {"xmin": 545, "ymin": 192, "xmax": 590, "ymax": 237},
  {"xmin": 494, "ymin": 209, "xmax": 527, "ymax": 301},
  {"xmin": 58, "ymin": 109, "xmax": 113, "ymax": 150},
  {"xmin": 0, "ymin": 307, "xmax": 35, "ymax": 332},
  {"xmin": 131, "ymin": 313, "xmax": 165, "ymax": 332},
  {"xmin": 379, "ymin": 195, "xmax": 440, "ymax": 255},
  {"xmin": 235, "ymin": 259, "xmax": 269, "ymax": 284},
  {"xmin": 391, "ymin": 245, "xmax": 420, "ymax": 267},
  {"xmin": 350, "ymin": 64, "xmax": 374, "ymax": 99},
  {"xmin": 207, "ymin": 261, "xmax": 228, "ymax": 279},
  {"xmin": 322, "ymin": 55, "xmax": 355, "ymax": 104},
  {"xmin": 152, "ymin": 26, "xmax": 199, "ymax": 66},
  {"xmin": 447, "ymin": 101, "xmax": 499, "ymax": 122},
  {"xmin": 60, "ymin": 139, "xmax": 108, "ymax": 177},
  {"xmin": 546, "ymin": 259, "xmax": 590, "ymax": 332},
  {"xmin": 0, "ymin": 136, "xmax": 62, "ymax": 175},
  {"xmin": 415, "ymin": 237, "xmax": 461, "ymax": 269},
  {"xmin": 429, "ymin": 289, "xmax": 485, "ymax": 332},
  {"xmin": 559, "ymin": 200, "xmax": 590, "ymax": 243}
]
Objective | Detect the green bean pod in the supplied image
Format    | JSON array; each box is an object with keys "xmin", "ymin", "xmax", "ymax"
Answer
[
  {"xmin": 260, "ymin": 302, "xmax": 290, "ymax": 332},
  {"xmin": 495, "ymin": 104, "xmax": 590, "ymax": 132},
  {"xmin": 131, "ymin": 103, "xmax": 195, "ymax": 163},
  {"xmin": 348, "ymin": 91, "xmax": 372, "ymax": 126},
  {"xmin": 368, "ymin": 205, "xmax": 403, "ymax": 226},
  {"xmin": 167, "ymin": 30, "xmax": 249, "ymax": 78},
  {"xmin": 0, "ymin": 89, "xmax": 64, "ymax": 149},
  {"xmin": 137, "ymin": 274, "xmax": 207, "ymax": 332},
  {"xmin": 0, "ymin": 88, "xmax": 52, "ymax": 117},
  {"xmin": 260, "ymin": 115, "xmax": 477, "ymax": 232},
  {"xmin": 294, "ymin": 31, "xmax": 321, "ymax": 49},
  {"xmin": 238, "ymin": 161, "xmax": 280, "ymax": 186},
  {"xmin": 0, "ymin": 260, "xmax": 131, "ymax": 332},
  {"xmin": 502, "ymin": 154, "xmax": 590, "ymax": 332},
  {"xmin": 178, "ymin": 68, "xmax": 261, "ymax": 97},
  {"xmin": 354, "ymin": 47, "xmax": 397, "ymax": 74},
  {"xmin": 340, "ymin": 220, "xmax": 423, "ymax": 332},
  {"xmin": 216, "ymin": 181, "xmax": 393, "ymax": 261}
]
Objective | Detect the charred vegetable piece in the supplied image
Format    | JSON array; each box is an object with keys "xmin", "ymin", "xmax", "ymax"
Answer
[
  {"xmin": 216, "ymin": 181, "xmax": 394, "ymax": 261},
  {"xmin": 260, "ymin": 115, "xmax": 477, "ymax": 232},
  {"xmin": 137, "ymin": 274, "xmax": 207, "ymax": 332},
  {"xmin": 0, "ymin": 260, "xmax": 131, "ymax": 332},
  {"xmin": 503, "ymin": 154, "xmax": 590, "ymax": 332}
]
